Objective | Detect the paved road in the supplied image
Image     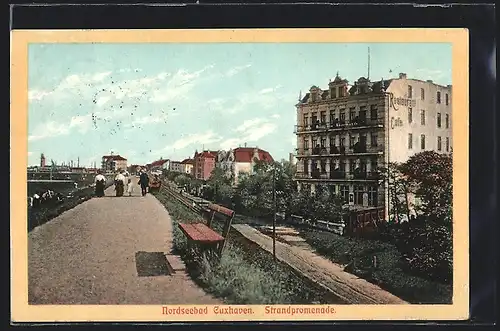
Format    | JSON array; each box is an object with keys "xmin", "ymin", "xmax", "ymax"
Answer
[{"xmin": 28, "ymin": 178, "xmax": 221, "ymax": 304}]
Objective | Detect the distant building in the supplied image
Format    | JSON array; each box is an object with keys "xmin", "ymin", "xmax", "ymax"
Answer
[
  {"xmin": 40, "ymin": 153, "xmax": 46, "ymax": 168},
  {"xmin": 149, "ymin": 158, "xmax": 170, "ymax": 173},
  {"xmin": 169, "ymin": 161, "xmax": 183, "ymax": 173},
  {"xmin": 217, "ymin": 146, "xmax": 274, "ymax": 185},
  {"xmin": 193, "ymin": 150, "xmax": 218, "ymax": 181},
  {"xmin": 101, "ymin": 154, "xmax": 128, "ymax": 173},
  {"xmin": 180, "ymin": 158, "xmax": 195, "ymax": 176},
  {"xmin": 289, "ymin": 152, "xmax": 297, "ymax": 165}
]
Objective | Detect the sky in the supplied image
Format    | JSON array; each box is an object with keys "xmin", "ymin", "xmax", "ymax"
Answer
[{"xmin": 27, "ymin": 42, "xmax": 452, "ymax": 167}]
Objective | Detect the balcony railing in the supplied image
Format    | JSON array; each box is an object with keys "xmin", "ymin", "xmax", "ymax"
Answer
[
  {"xmin": 295, "ymin": 144, "xmax": 383, "ymax": 157},
  {"xmin": 294, "ymin": 171, "xmax": 381, "ymax": 181},
  {"xmin": 294, "ymin": 118, "xmax": 384, "ymax": 133}
]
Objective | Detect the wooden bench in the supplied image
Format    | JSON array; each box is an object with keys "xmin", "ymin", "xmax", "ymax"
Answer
[{"xmin": 178, "ymin": 203, "xmax": 235, "ymax": 257}]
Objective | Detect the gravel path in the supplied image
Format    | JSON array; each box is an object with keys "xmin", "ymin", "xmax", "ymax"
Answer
[
  {"xmin": 28, "ymin": 178, "xmax": 221, "ymax": 305},
  {"xmin": 232, "ymin": 224, "xmax": 408, "ymax": 305}
]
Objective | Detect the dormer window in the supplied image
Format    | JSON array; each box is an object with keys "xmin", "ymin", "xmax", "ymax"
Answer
[
  {"xmin": 330, "ymin": 87, "xmax": 337, "ymax": 99},
  {"xmin": 311, "ymin": 92, "xmax": 317, "ymax": 102}
]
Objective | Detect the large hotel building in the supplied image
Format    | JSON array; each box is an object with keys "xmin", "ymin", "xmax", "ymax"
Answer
[{"xmin": 294, "ymin": 72, "xmax": 452, "ymax": 220}]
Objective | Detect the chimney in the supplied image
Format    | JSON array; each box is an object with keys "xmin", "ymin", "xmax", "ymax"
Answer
[
  {"xmin": 426, "ymin": 79, "xmax": 433, "ymax": 83},
  {"xmin": 244, "ymin": 142, "xmax": 247, "ymax": 148},
  {"xmin": 399, "ymin": 73, "xmax": 407, "ymax": 79},
  {"xmin": 447, "ymin": 84, "xmax": 452, "ymax": 89}
]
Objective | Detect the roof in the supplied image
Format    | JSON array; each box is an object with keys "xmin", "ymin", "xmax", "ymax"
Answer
[
  {"xmin": 181, "ymin": 158, "xmax": 194, "ymax": 164},
  {"xmin": 102, "ymin": 155, "xmax": 127, "ymax": 161},
  {"xmin": 233, "ymin": 147, "xmax": 274, "ymax": 163},
  {"xmin": 150, "ymin": 159, "xmax": 169, "ymax": 167},
  {"xmin": 195, "ymin": 150, "xmax": 218, "ymax": 159}
]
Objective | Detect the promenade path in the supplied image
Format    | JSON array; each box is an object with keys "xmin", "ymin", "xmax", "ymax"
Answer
[{"xmin": 28, "ymin": 178, "xmax": 221, "ymax": 305}]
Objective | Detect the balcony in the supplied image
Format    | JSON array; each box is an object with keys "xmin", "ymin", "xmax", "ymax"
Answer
[
  {"xmin": 295, "ymin": 144, "xmax": 383, "ymax": 158},
  {"xmin": 294, "ymin": 118, "xmax": 384, "ymax": 134},
  {"xmin": 294, "ymin": 170, "xmax": 381, "ymax": 181}
]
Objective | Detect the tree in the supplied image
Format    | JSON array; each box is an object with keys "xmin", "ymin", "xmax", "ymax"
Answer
[
  {"xmin": 311, "ymin": 185, "xmax": 344, "ymax": 223},
  {"xmin": 380, "ymin": 162, "xmax": 412, "ymax": 222},
  {"xmin": 206, "ymin": 166, "xmax": 234, "ymax": 207},
  {"xmin": 399, "ymin": 151, "xmax": 453, "ymax": 222}
]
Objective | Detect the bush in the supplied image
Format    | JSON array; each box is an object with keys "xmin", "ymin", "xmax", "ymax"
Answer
[{"xmin": 300, "ymin": 228, "xmax": 452, "ymax": 304}]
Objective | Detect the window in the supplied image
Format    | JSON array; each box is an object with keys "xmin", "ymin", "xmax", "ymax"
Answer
[
  {"xmin": 437, "ymin": 136, "xmax": 442, "ymax": 151},
  {"xmin": 339, "ymin": 108, "xmax": 346, "ymax": 121},
  {"xmin": 320, "ymin": 111, "xmax": 326, "ymax": 124},
  {"xmin": 312, "ymin": 138, "xmax": 317, "ymax": 148},
  {"xmin": 349, "ymin": 135, "xmax": 356, "ymax": 147},
  {"xmin": 408, "ymin": 85, "xmax": 413, "ymax": 98},
  {"xmin": 408, "ymin": 107, "xmax": 413, "ymax": 124},
  {"xmin": 331, "ymin": 88, "xmax": 337, "ymax": 99},
  {"xmin": 420, "ymin": 134, "xmax": 426, "ymax": 150},
  {"xmin": 420, "ymin": 109, "xmax": 426, "ymax": 125},
  {"xmin": 420, "ymin": 88, "xmax": 425, "ymax": 100},
  {"xmin": 445, "ymin": 114, "xmax": 449, "ymax": 128},
  {"xmin": 437, "ymin": 113, "xmax": 442, "ymax": 128},
  {"xmin": 368, "ymin": 186, "xmax": 378, "ymax": 207},
  {"xmin": 437, "ymin": 91, "xmax": 441, "ymax": 104},
  {"xmin": 320, "ymin": 137, "xmax": 326, "ymax": 148},
  {"xmin": 341, "ymin": 185, "xmax": 349, "ymax": 203},
  {"xmin": 408, "ymin": 133, "xmax": 413, "ymax": 149},
  {"xmin": 371, "ymin": 133, "xmax": 378, "ymax": 147},
  {"xmin": 329, "ymin": 136, "xmax": 335, "ymax": 146},
  {"xmin": 339, "ymin": 86, "xmax": 345, "ymax": 97},
  {"xmin": 446, "ymin": 137, "xmax": 450, "ymax": 152},
  {"xmin": 329, "ymin": 110, "xmax": 335, "ymax": 123},
  {"xmin": 303, "ymin": 115, "xmax": 309, "ymax": 126},
  {"xmin": 340, "ymin": 136, "xmax": 345, "ymax": 147},
  {"xmin": 349, "ymin": 107, "xmax": 356, "ymax": 121},
  {"xmin": 355, "ymin": 185, "xmax": 365, "ymax": 205},
  {"xmin": 340, "ymin": 160, "xmax": 346, "ymax": 172},
  {"xmin": 445, "ymin": 93, "xmax": 449, "ymax": 105},
  {"xmin": 370, "ymin": 105, "xmax": 378, "ymax": 120},
  {"xmin": 304, "ymin": 139, "xmax": 309, "ymax": 150},
  {"xmin": 371, "ymin": 158, "xmax": 378, "ymax": 172},
  {"xmin": 359, "ymin": 106, "xmax": 367, "ymax": 121}
]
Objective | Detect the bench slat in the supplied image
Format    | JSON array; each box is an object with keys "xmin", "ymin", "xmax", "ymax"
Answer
[
  {"xmin": 207, "ymin": 203, "xmax": 234, "ymax": 218},
  {"xmin": 178, "ymin": 223, "xmax": 224, "ymax": 243}
]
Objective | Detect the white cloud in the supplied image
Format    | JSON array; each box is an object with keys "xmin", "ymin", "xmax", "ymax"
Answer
[
  {"xmin": 152, "ymin": 130, "xmax": 223, "ymax": 158},
  {"xmin": 234, "ymin": 118, "xmax": 266, "ymax": 132},
  {"xmin": 96, "ymin": 96, "xmax": 111, "ymax": 107},
  {"xmin": 271, "ymin": 114, "xmax": 281, "ymax": 119},
  {"xmin": 225, "ymin": 64, "xmax": 252, "ymax": 77},
  {"xmin": 149, "ymin": 66, "xmax": 214, "ymax": 103},
  {"xmin": 28, "ymin": 89, "xmax": 53, "ymax": 101},
  {"xmin": 259, "ymin": 85, "xmax": 282, "ymax": 95},
  {"xmin": 93, "ymin": 71, "xmax": 112, "ymax": 82},
  {"xmin": 219, "ymin": 116, "xmax": 278, "ymax": 151},
  {"xmin": 28, "ymin": 121, "xmax": 70, "ymax": 141}
]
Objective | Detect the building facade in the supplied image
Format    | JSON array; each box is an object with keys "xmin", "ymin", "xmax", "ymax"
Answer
[
  {"xmin": 217, "ymin": 147, "xmax": 274, "ymax": 185},
  {"xmin": 169, "ymin": 161, "xmax": 183, "ymax": 173},
  {"xmin": 193, "ymin": 150, "xmax": 218, "ymax": 181},
  {"xmin": 101, "ymin": 154, "xmax": 128, "ymax": 173},
  {"xmin": 180, "ymin": 158, "xmax": 194, "ymax": 176},
  {"xmin": 294, "ymin": 72, "xmax": 452, "ymax": 220}
]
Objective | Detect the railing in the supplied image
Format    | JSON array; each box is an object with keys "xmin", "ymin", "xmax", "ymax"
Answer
[
  {"xmin": 294, "ymin": 171, "xmax": 381, "ymax": 181},
  {"xmin": 295, "ymin": 145, "xmax": 383, "ymax": 157},
  {"xmin": 289, "ymin": 214, "xmax": 345, "ymax": 236},
  {"xmin": 294, "ymin": 118, "xmax": 384, "ymax": 133}
]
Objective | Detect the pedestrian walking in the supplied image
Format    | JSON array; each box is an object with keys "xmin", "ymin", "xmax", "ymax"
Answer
[
  {"xmin": 138, "ymin": 169, "xmax": 149, "ymax": 196},
  {"xmin": 114, "ymin": 170, "xmax": 126, "ymax": 197},
  {"xmin": 94, "ymin": 170, "xmax": 106, "ymax": 197}
]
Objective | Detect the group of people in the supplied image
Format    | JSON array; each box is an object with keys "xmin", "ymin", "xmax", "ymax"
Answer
[
  {"xmin": 28, "ymin": 189, "xmax": 65, "ymax": 208},
  {"xmin": 94, "ymin": 169, "xmax": 151, "ymax": 197}
]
